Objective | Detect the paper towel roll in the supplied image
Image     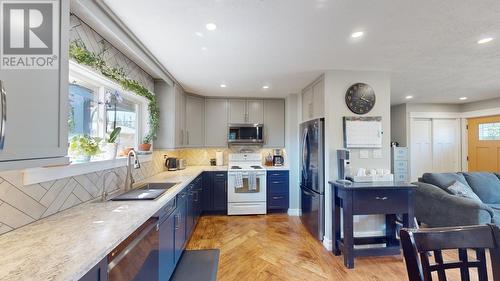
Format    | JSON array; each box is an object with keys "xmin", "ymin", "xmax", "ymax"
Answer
[{"xmin": 216, "ymin": 151, "xmax": 224, "ymax": 166}]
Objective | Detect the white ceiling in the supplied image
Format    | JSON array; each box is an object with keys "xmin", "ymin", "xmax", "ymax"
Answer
[{"xmin": 103, "ymin": 0, "xmax": 500, "ymax": 104}]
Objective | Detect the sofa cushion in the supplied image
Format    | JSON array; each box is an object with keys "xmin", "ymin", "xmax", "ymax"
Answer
[
  {"xmin": 462, "ymin": 173, "xmax": 500, "ymax": 204},
  {"xmin": 446, "ymin": 181, "xmax": 482, "ymax": 203},
  {"xmin": 489, "ymin": 204, "xmax": 500, "ymax": 211},
  {"xmin": 422, "ymin": 173, "xmax": 470, "ymax": 190}
]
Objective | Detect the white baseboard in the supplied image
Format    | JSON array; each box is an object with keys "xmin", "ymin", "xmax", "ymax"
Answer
[
  {"xmin": 287, "ymin": 208, "xmax": 302, "ymax": 216},
  {"xmin": 321, "ymin": 231, "xmax": 385, "ymax": 251},
  {"xmin": 322, "ymin": 236, "xmax": 333, "ymax": 251}
]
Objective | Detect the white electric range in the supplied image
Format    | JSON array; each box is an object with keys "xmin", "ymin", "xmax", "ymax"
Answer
[{"xmin": 227, "ymin": 153, "xmax": 267, "ymax": 215}]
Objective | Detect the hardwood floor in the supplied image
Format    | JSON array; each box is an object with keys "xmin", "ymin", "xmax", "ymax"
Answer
[{"xmin": 187, "ymin": 214, "xmax": 491, "ymax": 281}]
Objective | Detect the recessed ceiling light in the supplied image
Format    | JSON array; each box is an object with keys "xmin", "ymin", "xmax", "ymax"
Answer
[
  {"xmin": 351, "ymin": 31, "xmax": 364, "ymax": 38},
  {"xmin": 195, "ymin": 32, "xmax": 204, "ymax": 37},
  {"xmin": 201, "ymin": 46, "xmax": 207, "ymax": 51},
  {"xmin": 206, "ymin": 23, "xmax": 217, "ymax": 31},
  {"xmin": 262, "ymin": 85, "xmax": 270, "ymax": 89},
  {"xmin": 477, "ymin": 37, "xmax": 494, "ymax": 44},
  {"xmin": 220, "ymin": 84, "xmax": 227, "ymax": 88},
  {"xmin": 459, "ymin": 97, "xmax": 468, "ymax": 100},
  {"xmin": 405, "ymin": 95, "xmax": 413, "ymax": 99}
]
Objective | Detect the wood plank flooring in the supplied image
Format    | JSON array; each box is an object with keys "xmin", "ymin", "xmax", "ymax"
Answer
[{"xmin": 186, "ymin": 214, "xmax": 489, "ymax": 281}]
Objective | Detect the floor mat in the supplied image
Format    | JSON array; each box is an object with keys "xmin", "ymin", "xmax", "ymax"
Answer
[{"xmin": 170, "ymin": 249, "xmax": 220, "ymax": 281}]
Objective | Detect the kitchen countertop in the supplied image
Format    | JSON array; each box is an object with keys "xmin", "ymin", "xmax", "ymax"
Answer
[
  {"xmin": 0, "ymin": 166, "xmax": 226, "ymax": 281},
  {"xmin": 264, "ymin": 165, "xmax": 290, "ymax": 170}
]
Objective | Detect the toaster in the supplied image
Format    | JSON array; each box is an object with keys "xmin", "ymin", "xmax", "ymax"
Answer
[{"xmin": 176, "ymin": 159, "xmax": 186, "ymax": 170}]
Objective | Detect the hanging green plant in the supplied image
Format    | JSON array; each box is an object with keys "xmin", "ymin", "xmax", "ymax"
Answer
[{"xmin": 69, "ymin": 40, "xmax": 159, "ymax": 142}]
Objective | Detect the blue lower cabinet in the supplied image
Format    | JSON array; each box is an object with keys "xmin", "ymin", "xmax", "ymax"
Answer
[
  {"xmin": 267, "ymin": 171, "xmax": 289, "ymax": 212},
  {"xmin": 79, "ymin": 258, "xmax": 108, "ymax": 281},
  {"xmin": 159, "ymin": 213, "xmax": 175, "ymax": 281},
  {"xmin": 174, "ymin": 191, "xmax": 187, "ymax": 264}
]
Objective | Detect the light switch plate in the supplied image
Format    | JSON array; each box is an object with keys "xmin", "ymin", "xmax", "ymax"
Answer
[
  {"xmin": 359, "ymin": 150, "xmax": 369, "ymax": 159},
  {"xmin": 373, "ymin": 149, "xmax": 383, "ymax": 159}
]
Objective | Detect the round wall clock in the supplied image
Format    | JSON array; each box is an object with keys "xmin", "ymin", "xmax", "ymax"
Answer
[{"xmin": 345, "ymin": 83, "xmax": 376, "ymax": 115}]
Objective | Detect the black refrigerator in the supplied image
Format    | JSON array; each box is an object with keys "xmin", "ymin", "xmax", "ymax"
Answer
[{"xmin": 300, "ymin": 118, "xmax": 325, "ymax": 241}]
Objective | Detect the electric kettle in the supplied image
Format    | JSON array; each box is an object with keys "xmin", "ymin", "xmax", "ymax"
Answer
[{"xmin": 165, "ymin": 157, "xmax": 178, "ymax": 171}]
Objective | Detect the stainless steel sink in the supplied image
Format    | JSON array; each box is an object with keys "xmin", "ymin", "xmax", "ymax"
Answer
[{"xmin": 109, "ymin": 182, "xmax": 178, "ymax": 201}]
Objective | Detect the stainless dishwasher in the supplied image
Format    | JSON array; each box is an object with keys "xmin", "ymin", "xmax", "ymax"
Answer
[{"xmin": 108, "ymin": 218, "xmax": 159, "ymax": 281}]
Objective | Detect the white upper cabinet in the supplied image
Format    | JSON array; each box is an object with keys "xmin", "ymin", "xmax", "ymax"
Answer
[
  {"xmin": 185, "ymin": 95, "xmax": 205, "ymax": 147},
  {"xmin": 228, "ymin": 99, "xmax": 247, "ymax": 124},
  {"xmin": 174, "ymin": 85, "xmax": 186, "ymax": 147},
  {"xmin": 247, "ymin": 100, "xmax": 264, "ymax": 124},
  {"xmin": 0, "ymin": 0, "xmax": 69, "ymax": 170},
  {"xmin": 205, "ymin": 99, "xmax": 228, "ymax": 147},
  {"xmin": 301, "ymin": 76, "xmax": 324, "ymax": 122},
  {"xmin": 264, "ymin": 100, "xmax": 285, "ymax": 148},
  {"xmin": 229, "ymin": 99, "xmax": 264, "ymax": 124},
  {"xmin": 302, "ymin": 87, "xmax": 313, "ymax": 121},
  {"xmin": 312, "ymin": 79, "xmax": 324, "ymax": 118}
]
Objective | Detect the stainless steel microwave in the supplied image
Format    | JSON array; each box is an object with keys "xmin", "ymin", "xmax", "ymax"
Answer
[{"xmin": 228, "ymin": 124, "xmax": 264, "ymax": 144}]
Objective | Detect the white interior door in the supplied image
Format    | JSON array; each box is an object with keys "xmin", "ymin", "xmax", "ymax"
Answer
[
  {"xmin": 432, "ymin": 119, "xmax": 461, "ymax": 173},
  {"xmin": 410, "ymin": 119, "xmax": 433, "ymax": 181}
]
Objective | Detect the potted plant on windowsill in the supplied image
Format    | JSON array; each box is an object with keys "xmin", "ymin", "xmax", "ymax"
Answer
[
  {"xmin": 103, "ymin": 127, "xmax": 121, "ymax": 160},
  {"xmin": 69, "ymin": 135, "xmax": 102, "ymax": 163},
  {"xmin": 138, "ymin": 134, "xmax": 152, "ymax": 152}
]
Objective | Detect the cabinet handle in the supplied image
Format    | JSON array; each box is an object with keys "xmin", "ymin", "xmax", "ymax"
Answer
[
  {"xmin": 174, "ymin": 215, "xmax": 180, "ymax": 230},
  {"xmin": 272, "ymin": 181, "xmax": 283, "ymax": 184},
  {"xmin": 375, "ymin": 196, "xmax": 388, "ymax": 201},
  {"xmin": 180, "ymin": 129, "xmax": 184, "ymax": 145},
  {"xmin": 272, "ymin": 196, "xmax": 284, "ymax": 200},
  {"xmin": 216, "ymin": 173, "xmax": 225, "ymax": 177},
  {"xmin": 0, "ymin": 81, "xmax": 6, "ymax": 150},
  {"xmin": 187, "ymin": 131, "xmax": 190, "ymax": 145}
]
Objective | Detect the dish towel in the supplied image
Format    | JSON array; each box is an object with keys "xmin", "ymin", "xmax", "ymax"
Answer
[
  {"xmin": 248, "ymin": 173, "xmax": 257, "ymax": 191},
  {"xmin": 235, "ymin": 172, "xmax": 243, "ymax": 189}
]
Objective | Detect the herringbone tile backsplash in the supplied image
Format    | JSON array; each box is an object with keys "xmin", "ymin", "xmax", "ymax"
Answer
[{"xmin": 0, "ymin": 151, "xmax": 168, "ymax": 235}]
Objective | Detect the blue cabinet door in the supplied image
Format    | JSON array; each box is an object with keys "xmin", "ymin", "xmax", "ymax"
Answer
[
  {"xmin": 174, "ymin": 192, "xmax": 187, "ymax": 264},
  {"xmin": 159, "ymin": 213, "xmax": 175, "ymax": 281},
  {"xmin": 267, "ymin": 171, "xmax": 290, "ymax": 212},
  {"xmin": 213, "ymin": 172, "xmax": 227, "ymax": 212},
  {"xmin": 186, "ymin": 185, "xmax": 195, "ymax": 237}
]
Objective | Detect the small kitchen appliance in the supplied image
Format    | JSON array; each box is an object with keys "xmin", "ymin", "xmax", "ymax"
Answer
[
  {"xmin": 176, "ymin": 159, "xmax": 186, "ymax": 170},
  {"xmin": 165, "ymin": 157, "xmax": 178, "ymax": 171},
  {"xmin": 272, "ymin": 149, "xmax": 284, "ymax": 166},
  {"xmin": 337, "ymin": 149, "xmax": 351, "ymax": 182}
]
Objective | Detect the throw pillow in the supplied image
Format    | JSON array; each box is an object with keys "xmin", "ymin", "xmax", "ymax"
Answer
[{"xmin": 446, "ymin": 180, "xmax": 482, "ymax": 203}]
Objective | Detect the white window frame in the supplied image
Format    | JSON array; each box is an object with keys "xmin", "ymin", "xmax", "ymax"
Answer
[
  {"xmin": 22, "ymin": 61, "xmax": 152, "ymax": 185},
  {"xmin": 69, "ymin": 61, "xmax": 148, "ymax": 147}
]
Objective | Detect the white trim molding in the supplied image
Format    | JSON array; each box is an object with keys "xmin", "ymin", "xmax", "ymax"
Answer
[
  {"xmin": 23, "ymin": 154, "xmax": 152, "ymax": 185},
  {"xmin": 287, "ymin": 208, "xmax": 302, "ymax": 216},
  {"xmin": 322, "ymin": 236, "xmax": 333, "ymax": 251}
]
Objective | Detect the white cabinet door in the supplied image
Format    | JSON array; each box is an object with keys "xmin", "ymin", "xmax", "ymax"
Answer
[
  {"xmin": 205, "ymin": 99, "xmax": 228, "ymax": 147},
  {"xmin": 247, "ymin": 100, "xmax": 264, "ymax": 124},
  {"xmin": 174, "ymin": 86, "xmax": 186, "ymax": 147},
  {"xmin": 229, "ymin": 99, "xmax": 246, "ymax": 124},
  {"xmin": 185, "ymin": 95, "xmax": 205, "ymax": 147},
  {"xmin": 0, "ymin": 0, "xmax": 68, "ymax": 165},
  {"xmin": 410, "ymin": 119, "xmax": 433, "ymax": 181},
  {"xmin": 302, "ymin": 87, "xmax": 313, "ymax": 121},
  {"xmin": 432, "ymin": 119, "xmax": 461, "ymax": 173},
  {"xmin": 263, "ymin": 100, "xmax": 285, "ymax": 148},
  {"xmin": 312, "ymin": 79, "xmax": 324, "ymax": 118}
]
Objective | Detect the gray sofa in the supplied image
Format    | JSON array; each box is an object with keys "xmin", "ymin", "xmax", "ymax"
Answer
[{"xmin": 414, "ymin": 172, "xmax": 500, "ymax": 227}]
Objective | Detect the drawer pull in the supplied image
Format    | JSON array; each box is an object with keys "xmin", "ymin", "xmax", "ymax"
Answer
[
  {"xmin": 272, "ymin": 196, "xmax": 284, "ymax": 200},
  {"xmin": 272, "ymin": 181, "xmax": 283, "ymax": 184},
  {"xmin": 375, "ymin": 196, "xmax": 388, "ymax": 201}
]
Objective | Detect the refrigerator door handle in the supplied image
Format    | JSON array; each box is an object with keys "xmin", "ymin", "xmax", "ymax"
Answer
[{"xmin": 302, "ymin": 188, "xmax": 315, "ymax": 197}]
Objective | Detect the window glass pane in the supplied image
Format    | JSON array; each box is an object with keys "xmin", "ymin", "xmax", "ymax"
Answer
[
  {"xmin": 106, "ymin": 91, "xmax": 137, "ymax": 151},
  {"xmin": 68, "ymin": 84, "xmax": 99, "ymax": 139},
  {"xmin": 479, "ymin": 122, "xmax": 500, "ymax": 140}
]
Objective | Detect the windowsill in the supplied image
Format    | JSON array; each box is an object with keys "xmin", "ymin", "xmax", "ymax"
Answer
[{"xmin": 23, "ymin": 154, "xmax": 153, "ymax": 185}]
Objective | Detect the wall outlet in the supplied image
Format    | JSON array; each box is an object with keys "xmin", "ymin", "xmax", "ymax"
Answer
[
  {"xmin": 373, "ymin": 149, "xmax": 383, "ymax": 159},
  {"xmin": 359, "ymin": 150, "xmax": 369, "ymax": 159}
]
